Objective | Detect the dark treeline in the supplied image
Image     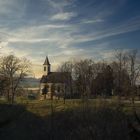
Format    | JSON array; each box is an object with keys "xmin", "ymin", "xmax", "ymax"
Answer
[
  {"xmin": 0, "ymin": 50, "xmax": 140, "ymax": 103},
  {"xmin": 58, "ymin": 49, "xmax": 140, "ymax": 99}
]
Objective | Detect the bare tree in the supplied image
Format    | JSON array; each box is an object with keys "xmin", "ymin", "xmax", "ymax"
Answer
[
  {"xmin": 57, "ymin": 61, "xmax": 73, "ymax": 101},
  {"xmin": 0, "ymin": 75, "xmax": 10, "ymax": 97},
  {"xmin": 73, "ymin": 59, "xmax": 95, "ymax": 98},
  {"xmin": 0, "ymin": 55, "xmax": 31, "ymax": 103},
  {"xmin": 127, "ymin": 50, "xmax": 140, "ymax": 102},
  {"xmin": 113, "ymin": 50, "xmax": 129, "ymax": 96},
  {"xmin": 57, "ymin": 61, "xmax": 73, "ymax": 73}
]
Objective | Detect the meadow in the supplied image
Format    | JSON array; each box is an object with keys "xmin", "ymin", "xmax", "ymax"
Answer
[{"xmin": 0, "ymin": 98, "xmax": 140, "ymax": 140}]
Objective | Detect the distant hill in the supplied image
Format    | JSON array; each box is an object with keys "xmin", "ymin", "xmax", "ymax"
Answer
[{"xmin": 21, "ymin": 77, "xmax": 40, "ymax": 88}]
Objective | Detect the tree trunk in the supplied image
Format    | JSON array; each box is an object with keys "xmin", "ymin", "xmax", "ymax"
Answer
[
  {"xmin": 7, "ymin": 90, "xmax": 10, "ymax": 103},
  {"xmin": 44, "ymin": 94, "xmax": 46, "ymax": 100},
  {"xmin": 51, "ymin": 92, "xmax": 53, "ymax": 100},
  {"xmin": 11, "ymin": 91, "xmax": 15, "ymax": 104}
]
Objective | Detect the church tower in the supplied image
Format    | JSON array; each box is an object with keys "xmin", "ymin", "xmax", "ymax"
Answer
[{"xmin": 43, "ymin": 56, "xmax": 51, "ymax": 76}]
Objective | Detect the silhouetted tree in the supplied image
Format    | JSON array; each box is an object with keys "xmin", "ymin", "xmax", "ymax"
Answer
[
  {"xmin": 0, "ymin": 75, "xmax": 10, "ymax": 98},
  {"xmin": 74, "ymin": 59, "xmax": 96, "ymax": 98},
  {"xmin": 92, "ymin": 65, "xmax": 113, "ymax": 96},
  {"xmin": 57, "ymin": 61, "xmax": 73, "ymax": 98},
  {"xmin": 0, "ymin": 55, "xmax": 31, "ymax": 103},
  {"xmin": 128, "ymin": 50, "xmax": 140, "ymax": 96},
  {"xmin": 113, "ymin": 50, "xmax": 129, "ymax": 96},
  {"xmin": 103, "ymin": 65, "xmax": 114, "ymax": 96}
]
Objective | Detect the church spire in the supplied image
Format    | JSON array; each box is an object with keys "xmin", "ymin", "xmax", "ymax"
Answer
[
  {"xmin": 43, "ymin": 56, "xmax": 51, "ymax": 75},
  {"xmin": 43, "ymin": 56, "xmax": 50, "ymax": 65}
]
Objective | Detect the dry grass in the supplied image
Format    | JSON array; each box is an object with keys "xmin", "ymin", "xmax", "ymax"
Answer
[{"xmin": 0, "ymin": 98, "xmax": 140, "ymax": 140}]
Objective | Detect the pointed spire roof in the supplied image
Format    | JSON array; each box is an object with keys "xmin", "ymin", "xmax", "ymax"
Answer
[{"xmin": 43, "ymin": 56, "xmax": 50, "ymax": 65}]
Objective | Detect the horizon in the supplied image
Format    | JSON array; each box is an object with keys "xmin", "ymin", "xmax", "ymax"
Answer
[{"xmin": 0, "ymin": 0, "xmax": 140, "ymax": 78}]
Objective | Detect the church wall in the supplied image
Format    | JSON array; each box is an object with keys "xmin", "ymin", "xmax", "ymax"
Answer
[{"xmin": 40, "ymin": 82, "xmax": 70, "ymax": 99}]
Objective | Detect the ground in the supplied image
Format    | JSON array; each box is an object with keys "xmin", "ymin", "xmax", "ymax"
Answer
[{"xmin": 0, "ymin": 98, "xmax": 140, "ymax": 140}]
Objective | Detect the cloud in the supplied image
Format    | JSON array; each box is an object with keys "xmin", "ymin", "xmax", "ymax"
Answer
[
  {"xmin": 1, "ymin": 14, "xmax": 140, "ymax": 51},
  {"xmin": 70, "ymin": 16, "xmax": 140, "ymax": 43},
  {"xmin": 81, "ymin": 19, "xmax": 104, "ymax": 24},
  {"xmin": 0, "ymin": 41, "xmax": 8, "ymax": 48},
  {"xmin": 0, "ymin": 0, "xmax": 26, "ymax": 19},
  {"xmin": 1, "ymin": 14, "xmax": 139, "ymax": 57},
  {"xmin": 0, "ymin": 45, "xmax": 29, "ymax": 57},
  {"xmin": 47, "ymin": 0, "xmax": 75, "ymax": 12},
  {"xmin": 50, "ymin": 12, "xmax": 77, "ymax": 21},
  {"xmin": 48, "ymin": 0, "xmax": 77, "ymax": 21},
  {"xmin": 8, "ymin": 37, "xmax": 59, "ymax": 43},
  {"xmin": 0, "ymin": 23, "xmax": 73, "ymax": 44}
]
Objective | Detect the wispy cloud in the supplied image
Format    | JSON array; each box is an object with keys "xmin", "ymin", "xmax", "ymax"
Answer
[
  {"xmin": 50, "ymin": 12, "xmax": 77, "ymax": 21},
  {"xmin": 81, "ymin": 19, "xmax": 104, "ymax": 24},
  {"xmin": 71, "ymin": 16, "xmax": 140, "ymax": 43},
  {"xmin": 47, "ymin": 0, "xmax": 75, "ymax": 12},
  {"xmin": 47, "ymin": 0, "xmax": 77, "ymax": 21},
  {"xmin": 1, "ymin": 14, "xmax": 140, "ymax": 49}
]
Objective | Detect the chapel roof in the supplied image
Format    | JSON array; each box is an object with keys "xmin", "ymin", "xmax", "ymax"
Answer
[{"xmin": 40, "ymin": 72, "xmax": 71, "ymax": 84}]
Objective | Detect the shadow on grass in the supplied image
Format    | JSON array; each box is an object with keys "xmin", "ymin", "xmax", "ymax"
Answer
[{"xmin": 0, "ymin": 103, "xmax": 139, "ymax": 140}]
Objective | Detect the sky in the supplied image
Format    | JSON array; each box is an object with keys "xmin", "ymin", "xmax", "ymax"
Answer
[{"xmin": 0, "ymin": 0, "xmax": 140, "ymax": 78}]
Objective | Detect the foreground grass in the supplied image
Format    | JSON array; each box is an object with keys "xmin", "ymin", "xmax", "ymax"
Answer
[
  {"xmin": 16, "ymin": 98, "xmax": 140, "ymax": 116},
  {"xmin": 0, "ymin": 98, "xmax": 140, "ymax": 140}
]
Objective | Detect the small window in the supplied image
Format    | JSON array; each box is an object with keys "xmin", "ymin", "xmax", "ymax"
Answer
[
  {"xmin": 58, "ymin": 86, "xmax": 61, "ymax": 92},
  {"xmin": 44, "ymin": 66, "xmax": 46, "ymax": 71}
]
